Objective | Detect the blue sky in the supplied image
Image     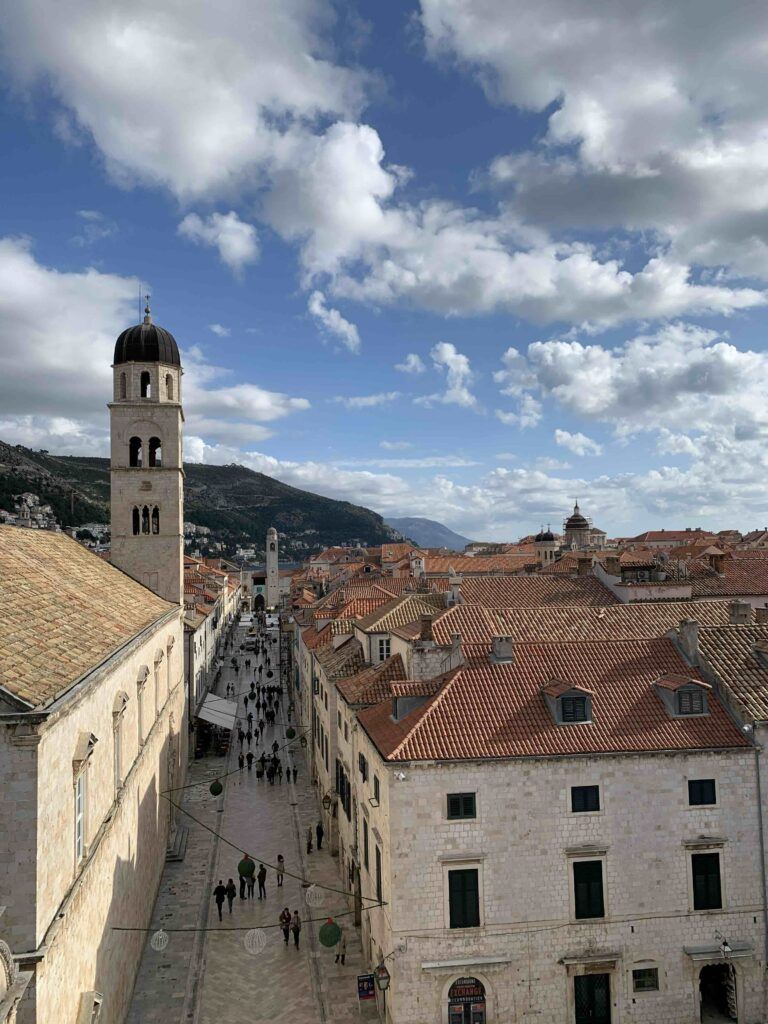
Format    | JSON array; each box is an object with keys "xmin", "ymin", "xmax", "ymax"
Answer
[{"xmin": 2, "ymin": 0, "xmax": 768, "ymax": 540}]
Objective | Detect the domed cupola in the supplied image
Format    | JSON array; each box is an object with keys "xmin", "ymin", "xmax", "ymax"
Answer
[
  {"xmin": 564, "ymin": 501, "xmax": 589, "ymax": 532},
  {"xmin": 113, "ymin": 303, "xmax": 181, "ymax": 366}
]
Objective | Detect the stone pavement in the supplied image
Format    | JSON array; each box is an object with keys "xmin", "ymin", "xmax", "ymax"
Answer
[{"xmin": 126, "ymin": 618, "xmax": 376, "ymax": 1024}]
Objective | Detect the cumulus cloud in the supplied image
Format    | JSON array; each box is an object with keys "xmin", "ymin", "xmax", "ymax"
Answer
[
  {"xmin": 209, "ymin": 323, "xmax": 231, "ymax": 337},
  {"xmin": 554, "ymin": 429, "xmax": 603, "ymax": 457},
  {"xmin": 178, "ymin": 212, "xmax": 259, "ymax": 274},
  {"xmin": 495, "ymin": 394, "xmax": 542, "ymax": 429},
  {"xmin": 416, "ymin": 342, "xmax": 476, "ymax": 408},
  {"xmin": 395, "ymin": 353, "xmax": 426, "ymax": 374},
  {"xmin": 334, "ymin": 391, "xmax": 400, "ymax": 409},
  {"xmin": 380, "ymin": 440, "xmax": 413, "ymax": 450},
  {"xmin": 307, "ymin": 290, "xmax": 360, "ymax": 353},
  {"xmin": 71, "ymin": 209, "xmax": 117, "ymax": 247}
]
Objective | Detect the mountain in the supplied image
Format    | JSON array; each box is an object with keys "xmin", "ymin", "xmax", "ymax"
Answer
[
  {"xmin": 0, "ymin": 441, "xmax": 399, "ymax": 558},
  {"xmin": 385, "ymin": 516, "xmax": 471, "ymax": 550}
]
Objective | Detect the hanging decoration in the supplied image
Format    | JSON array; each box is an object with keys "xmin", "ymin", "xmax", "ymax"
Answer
[
  {"xmin": 209, "ymin": 779, "xmax": 223, "ymax": 797},
  {"xmin": 150, "ymin": 929, "xmax": 169, "ymax": 952},
  {"xmin": 286, "ymin": 727, "xmax": 296, "ymax": 739},
  {"xmin": 318, "ymin": 918, "xmax": 342, "ymax": 947},
  {"xmin": 305, "ymin": 884, "xmax": 325, "ymax": 907},
  {"xmin": 243, "ymin": 928, "xmax": 268, "ymax": 956},
  {"xmin": 300, "ymin": 735, "xmax": 308, "ymax": 748}
]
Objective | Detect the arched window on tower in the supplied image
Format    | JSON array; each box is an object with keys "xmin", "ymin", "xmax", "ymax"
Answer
[
  {"xmin": 142, "ymin": 506, "xmax": 150, "ymax": 535},
  {"xmin": 132, "ymin": 507, "xmax": 140, "ymax": 535},
  {"xmin": 140, "ymin": 371, "xmax": 151, "ymax": 398},
  {"xmin": 129, "ymin": 436, "xmax": 143, "ymax": 468},
  {"xmin": 119, "ymin": 373, "xmax": 127, "ymax": 400},
  {"xmin": 148, "ymin": 437, "xmax": 162, "ymax": 467},
  {"xmin": 151, "ymin": 506, "xmax": 160, "ymax": 534},
  {"xmin": 166, "ymin": 374, "xmax": 174, "ymax": 400}
]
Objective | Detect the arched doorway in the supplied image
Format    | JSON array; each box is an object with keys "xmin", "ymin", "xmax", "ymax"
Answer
[
  {"xmin": 699, "ymin": 963, "xmax": 737, "ymax": 1022},
  {"xmin": 448, "ymin": 977, "xmax": 486, "ymax": 1024},
  {"xmin": 254, "ymin": 593, "xmax": 265, "ymax": 612}
]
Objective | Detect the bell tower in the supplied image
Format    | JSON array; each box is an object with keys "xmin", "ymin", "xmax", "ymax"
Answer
[
  {"xmin": 266, "ymin": 526, "xmax": 279, "ymax": 608},
  {"xmin": 109, "ymin": 301, "xmax": 184, "ymax": 604}
]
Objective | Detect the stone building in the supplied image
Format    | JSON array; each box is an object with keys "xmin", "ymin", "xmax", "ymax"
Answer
[
  {"xmin": 562, "ymin": 501, "xmax": 607, "ymax": 550},
  {"xmin": 266, "ymin": 527, "xmax": 279, "ymax": 609}
]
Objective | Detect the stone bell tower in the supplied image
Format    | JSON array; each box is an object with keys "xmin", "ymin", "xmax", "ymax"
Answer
[
  {"xmin": 109, "ymin": 301, "xmax": 184, "ymax": 604},
  {"xmin": 266, "ymin": 526, "xmax": 279, "ymax": 608}
]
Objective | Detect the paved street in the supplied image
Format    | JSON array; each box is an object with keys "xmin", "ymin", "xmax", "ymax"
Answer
[{"xmin": 127, "ymin": 617, "xmax": 377, "ymax": 1024}]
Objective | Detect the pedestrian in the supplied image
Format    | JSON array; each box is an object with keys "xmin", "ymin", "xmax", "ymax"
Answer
[
  {"xmin": 272, "ymin": 740, "xmax": 279, "ymax": 754},
  {"xmin": 292, "ymin": 766, "xmax": 298, "ymax": 784},
  {"xmin": 246, "ymin": 729, "xmax": 252, "ymax": 748},
  {"xmin": 276, "ymin": 854, "xmax": 285, "ymax": 887},
  {"xmin": 334, "ymin": 931, "xmax": 347, "ymax": 965},
  {"xmin": 259, "ymin": 752, "xmax": 267, "ymax": 769},
  {"xmin": 258, "ymin": 718, "xmax": 265, "ymax": 737},
  {"xmin": 213, "ymin": 880, "xmax": 226, "ymax": 921},
  {"xmin": 316, "ymin": 820, "xmax": 324, "ymax": 851},
  {"xmin": 291, "ymin": 910, "xmax": 302, "ymax": 949},
  {"xmin": 247, "ymin": 872, "xmax": 255, "ymax": 899},
  {"xmin": 239, "ymin": 854, "xmax": 255, "ymax": 899},
  {"xmin": 246, "ymin": 751, "xmax": 254, "ymax": 770},
  {"xmin": 226, "ymin": 878, "xmax": 236, "ymax": 914},
  {"xmin": 306, "ymin": 827, "xmax": 313, "ymax": 855},
  {"xmin": 257, "ymin": 863, "xmax": 267, "ymax": 900},
  {"xmin": 238, "ymin": 752, "xmax": 245, "ymax": 772},
  {"xmin": 247, "ymin": 711, "xmax": 254, "ymax": 727},
  {"xmin": 267, "ymin": 766, "xmax": 275, "ymax": 785},
  {"xmin": 237, "ymin": 727, "xmax": 244, "ymax": 747},
  {"xmin": 277, "ymin": 765, "xmax": 283, "ymax": 784},
  {"xmin": 279, "ymin": 907, "xmax": 291, "ymax": 945}
]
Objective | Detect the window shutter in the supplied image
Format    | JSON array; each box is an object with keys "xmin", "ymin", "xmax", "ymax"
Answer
[
  {"xmin": 448, "ymin": 869, "xmax": 480, "ymax": 928},
  {"xmin": 574, "ymin": 861, "xmax": 604, "ymax": 919}
]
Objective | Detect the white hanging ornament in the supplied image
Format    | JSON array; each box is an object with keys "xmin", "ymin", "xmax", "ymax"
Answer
[
  {"xmin": 305, "ymin": 884, "xmax": 325, "ymax": 908},
  {"xmin": 243, "ymin": 928, "xmax": 268, "ymax": 956},
  {"xmin": 150, "ymin": 929, "xmax": 169, "ymax": 952}
]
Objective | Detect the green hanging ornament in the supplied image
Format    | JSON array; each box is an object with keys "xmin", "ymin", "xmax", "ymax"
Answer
[
  {"xmin": 318, "ymin": 918, "xmax": 341, "ymax": 947},
  {"xmin": 209, "ymin": 779, "xmax": 223, "ymax": 797},
  {"xmin": 286, "ymin": 727, "xmax": 296, "ymax": 739}
]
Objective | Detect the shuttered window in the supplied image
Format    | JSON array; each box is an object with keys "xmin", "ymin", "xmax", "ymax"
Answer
[
  {"xmin": 677, "ymin": 688, "xmax": 705, "ymax": 715},
  {"xmin": 573, "ymin": 860, "xmax": 604, "ymax": 919},
  {"xmin": 571, "ymin": 785, "xmax": 600, "ymax": 813},
  {"xmin": 692, "ymin": 853, "xmax": 722, "ymax": 910},
  {"xmin": 447, "ymin": 793, "xmax": 476, "ymax": 819},
  {"xmin": 448, "ymin": 868, "xmax": 480, "ymax": 928},
  {"xmin": 688, "ymin": 779, "xmax": 716, "ymax": 806},
  {"xmin": 561, "ymin": 695, "xmax": 588, "ymax": 722}
]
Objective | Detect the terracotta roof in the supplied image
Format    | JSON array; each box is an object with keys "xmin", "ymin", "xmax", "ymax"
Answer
[
  {"xmin": 355, "ymin": 593, "xmax": 445, "ymax": 632},
  {"xmin": 423, "ymin": 554, "xmax": 531, "ymax": 575},
  {"xmin": 358, "ymin": 639, "xmax": 746, "ymax": 762},
  {"xmin": 459, "ymin": 575, "xmax": 618, "ymax": 608},
  {"xmin": 314, "ymin": 637, "xmax": 366, "ymax": 680},
  {"xmin": 0, "ymin": 525, "xmax": 175, "ymax": 708},
  {"xmin": 336, "ymin": 654, "xmax": 407, "ymax": 705},
  {"xmin": 381, "ymin": 543, "xmax": 421, "ymax": 562},
  {"xmin": 632, "ymin": 530, "xmax": 715, "ymax": 543},
  {"xmin": 301, "ymin": 623, "xmax": 333, "ymax": 651},
  {"xmin": 655, "ymin": 673, "xmax": 710, "ymax": 692},
  {"xmin": 688, "ymin": 553, "xmax": 768, "ymax": 597},
  {"xmin": 698, "ymin": 624, "xmax": 768, "ymax": 720}
]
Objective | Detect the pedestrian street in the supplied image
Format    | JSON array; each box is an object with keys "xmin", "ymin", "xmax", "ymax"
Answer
[{"xmin": 126, "ymin": 615, "xmax": 374, "ymax": 1024}]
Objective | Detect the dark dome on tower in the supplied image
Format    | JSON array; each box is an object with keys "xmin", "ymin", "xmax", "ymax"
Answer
[
  {"xmin": 535, "ymin": 527, "xmax": 555, "ymax": 542},
  {"xmin": 565, "ymin": 502, "xmax": 589, "ymax": 531},
  {"xmin": 113, "ymin": 305, "xmax": 180, "ymax": 366}
]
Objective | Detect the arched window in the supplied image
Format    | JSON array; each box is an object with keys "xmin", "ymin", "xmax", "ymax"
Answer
[
  {"xmin": 132, "ymin": 507, "xmax": 140, "ymax": 535},
  {"xmin": 151, "ymin": 506, "xmax": 160, "ymax": 534},
  {"xmin": 141, "ymin": 506, "xmax": 150, "ymax": 534},
  {"xmin": 148, "ymin": 436, "xmax": 162, "ymax": 467},
  {"xmin": 166, "ymin": 374, "xmax": 174, "ymax": 400},
  {"xmin": 119, "ymin": 373, "xmax": 127, "ymax": 400},
  {"xmin": 140, "ymin": 371, "xmax": 151, "ymax": 398},
  {"xmin": 129, "ymin": 436, "xmax": 143, "ymax": 468}
]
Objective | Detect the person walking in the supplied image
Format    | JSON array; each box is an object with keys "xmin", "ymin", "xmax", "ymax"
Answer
[
  {"xmin": 276, "ymin": 854, "xmax": 285, "ymax": 887},
  {"xmin": 213, "ymin": 880, "xmax": 226, "ymax": 922},
  {"xmin": 225, "ymin": 878, "xmax": 237, "ymax": 915},
  {"xmin": 292, "ymin": 766, "xmax": 298, "ymax": 784},
  {"xmin": 334, "ymin": 931, "xmax": 347, "ymax": 965},
  {"xmin": 239, "ymin": 854, "xmax": 255, "ymax": 899},
  {"xmin": 306, "ymin": 826, "xmax": 313, "ymax": 855},
  {"xmin": 246, "ymin": 751, "xmax": 254, "ymax": 770},
  {"xmin": 316, "ymin": 820, "xmax": 324, "ymax": 851},
  {"xmin": 279, "ymin": 907, "xmax": 291, "ymax": 945},
  {"xmin": 277, "ymin": 764, "xmax": 283, "ymax": 784},
  {"xmin": 291, "ymin": 911, "xmax": 302, "ymax": 949},
  {"xmin": 238, "ymin": 752, "xmax": 245, "ymax": 772},
  {"xmin": 246, "ymin": 729, "xmax": 252, "ymax": 748},
  {"xmin": 272, "ymin": 740, "xmax": 279, "ymax": 755},
  {"xmin": 257, "ymin": 863, "xmax": 267, "ymax": 900},
  {"xmin": 247, "ymin": 872, "xmax": 255, "ymax": 899}
]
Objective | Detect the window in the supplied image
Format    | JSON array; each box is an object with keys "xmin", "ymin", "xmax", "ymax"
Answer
[
  {"xmin": 119, "ymin": 373, "xmax": 127, "ymax": 400},
  {"xmin": 344, "ymin": 721, "xmax": 349, "ymax": 742},
  {"xmin": 678, "ymin": 688, "xmax": 705, "ymax": 715},
  {"xmin": 338, "ymin": 711, "xmax": 342, "ymax": 730},
  {"xmin": 323, "ymin": 691, "xmax": 328, "ymax": 710},
  {"xmin": 373, "ymin": 775, "xmax": 380, "ymax": 803},
  {"xmin": 129, "ymin": 436, "xmax": 143, "ymax": 468},
  {"xmin": 378, "ymin": 637, "xmax": 390, "ymax": 662},
  {"xmin": 448, "ymin": 868, "xmax": 480, "ymax": 928},
  {"xmin": 140, "ymin": 370, "xmax": 151, "ymax": 398},
  {"xmin": 359, "ymin": 753, "xmax": 368, "ymax": 782},
  {"xmin": 692, "ymin": 852, "xmax": 722, "ymax": 910},
  {"xmin": 447, "ymin": 793, "xmax": 476, "ymax": 820},
  {"xmin": 375, "ymin": 846, "xmax": 383, "ymax": 904},
  {"xmin": 137, "ymin": 684, "xmax": 145, "ymax": 745},
  {"xmin": 632, "ymin": 968, "xmax": 659, "ymax": 992},
  {"xmin": 75, "ymin": 772, "xmax": 87, "ymax": 862},
  {"xmin": 573, "ymin": 860, "xmax": 604, "ymax": 919},
  {"xmin": 363, "ymin": 818, "xmax": 369, "ymax": 870},
  {"xmin": 165, "ymin": 373, "xmax": 174, "ymax": 400},
  {"xmin": 113, "ymin": 715, "xmax": 123, "ymax": 792},
  {"xmin": 151, "ymin": 506, "xmax": 160, "ymax": 534},
  {"xmin": 562, "ymin": 694, "xmax": 589, "ymax": 722},
  {"xmin": 571, "ymin": 785, "xmax": 600, "ymax": 813},
  {"xmin": 141, "ymin": 506, "xmax": 150, "ymax": 534},
  {"xmin": 148, "ymin": 436, "xmax": 162, "ymax": 467},
  {"xmin": 688, "ymin": 779, "xmax": 717, "ymax": 806},
  {"xmin": 132, "ymin": 507, "xmax": 140, "ymax": 535}
]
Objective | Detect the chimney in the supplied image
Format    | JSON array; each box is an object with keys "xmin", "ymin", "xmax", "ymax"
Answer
[
  {"xmin": 728, "ymin": 600, "xmax": 752, "ymax": 626},
  {"xmin": 447, "ymin": 571, "xmax": 462, "ymax": 606},
  {"xmin": 678, "ymin": 618, "xmax": 700, "ymax": 663},
  {"xmin": 755, "ymin": 606, "xmax": 768, "ymax": 625},
  {"xmin": 490, "ymin": 635, "xmax": 514, "ymax": 664},
  {"xmin": 576, "ymin": 556, "xmax": 591, "ymax": 577},
  {"xmin": 419, "ymin": 614, "xmax": 434, "ymax": 642},
  {"xmin": 604, "ymin": 555, "xmax": 620, "ymax": 577},
  {"xmin": 709, "ymin": 552, "xmax": 725, "ymax": 574}
]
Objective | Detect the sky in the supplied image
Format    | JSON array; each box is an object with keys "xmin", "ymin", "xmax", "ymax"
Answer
[{"xmin": 2, "ymin": 1, "xmax": 768, "ymax": 541}]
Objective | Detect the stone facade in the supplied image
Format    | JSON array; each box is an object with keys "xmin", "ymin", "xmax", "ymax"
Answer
[{"xmin": 266, "ymin": 527, "xmax": 279, "ymax": 609}]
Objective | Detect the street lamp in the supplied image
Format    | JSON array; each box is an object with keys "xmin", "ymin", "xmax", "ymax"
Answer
[
  {"xmin": 720, "ymin": 938, "xmax": 732, "ymax": 957},
  {"xmin": 322, "ymin": 793, "xmax": 332, "ymax": 811},
  {"xmin": 374, "ymin": 963, "xmax": 391, "ymax": 991}
]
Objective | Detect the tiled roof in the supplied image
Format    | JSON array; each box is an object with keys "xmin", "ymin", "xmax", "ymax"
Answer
[
  {"xmin": 301, "ymin": 624, "xmax": 333, "ymax": 651},
  {"xmin": 688, "ymin": 553, "xmax": 768, "ymax": 597},
  {"xmin": 423, "ymin": 554, "xmax": 531, "ymax": 575},
  {"xmin": 632, "ymin": 530, "xmax": 715, "ymax": 543},
  {"xmin": 357, "ymin": 638, "xmax": 747, "ymax": 762},
  {"xmin": 381, "ymin": 543, "xmax": 421, "ymax": 562},
  {"xmin": 355, "ymin": 593, "xmax": 445, "ymax": 632},
  {"xmin": 336, "ymin": 654, "xmax": 407, "ymax": 706},
  {"xmin": 698, "ymin": 624, "xmax": 768, "ymax": 720},
  {"xmin": 0, "ymin": 525, "xmax": 174, "ymax": 708},
  {"xmin": 459, "ymin": 575, "xmax": 618, "ymax": 608},
  {"xmin": 315, "ymin": 637, "xmax": 366, "ymax": 680}
]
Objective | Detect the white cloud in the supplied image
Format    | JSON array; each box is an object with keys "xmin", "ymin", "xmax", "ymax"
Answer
[
  {"xmin": 495, "ymin": 394, "xmax": 542, "ymax": 429},
  {"xmin": 335, "ymin": 455, "xmax": 478, "ymax": 469},
  {"xmin": 72, "ymin": 209, "xmax": 117, "ymax": 247},
  {"xmin": 554, "ymin": 429, "xmax": 603, "ymax": 457},
  {"xmin": 209, "ymin": 323, "xmax": 231, "ymax": 337},
  {"xmin": 307, "ymin": 290, "xmax": 360, "ymax": 353},
  {"xmin": 380, "ymin": 440, "xmax": 413, "ymax": 450},
  {"xmin": 395, "ymin": 353, "xmax": 426, "ymax": 374},
  {"xmin": 178, "ymin": 212, "xmax": 259, "ymax": 275},
  {"xmin": 416, "ymin": 342, "xmax": 477, "ymax": 408},
  {"xmin": 333, "ymin": 391, "xmax": 400, "ymax": 409}
]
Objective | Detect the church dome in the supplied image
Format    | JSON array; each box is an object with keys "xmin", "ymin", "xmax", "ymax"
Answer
[
  {"xmin": 113, "ymin": 305, "xmax": 180, "ymax": 366},
  {"xmin": 565, "ymin": 502, "xmax": 589, "ymax": 531},
  {"xmin": 535, "ymin": 528, "xmax": 555, "ymax": 542}
]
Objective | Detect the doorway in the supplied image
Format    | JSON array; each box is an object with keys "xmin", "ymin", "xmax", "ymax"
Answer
[
  {"xmin": 448, "ymin": 977, "xmax": 486, "ymax": 1024},
  {"xmin": 574, "ymin": 973, "xmax": 611, "ymax": 1024},
  {"xmin": 699, "ymin": 963, "xmax": 737, "ymax": 1022}
]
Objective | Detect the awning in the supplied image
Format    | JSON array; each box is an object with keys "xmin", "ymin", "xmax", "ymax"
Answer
[{"xmin": 197, "ymin": 693, "xmax": 238, "ymax": 731}]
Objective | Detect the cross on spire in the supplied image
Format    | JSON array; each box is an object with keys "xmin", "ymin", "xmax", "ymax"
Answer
[{"xmin": 143, "ymin": 294, "xmax": 152, "ymax": 325}]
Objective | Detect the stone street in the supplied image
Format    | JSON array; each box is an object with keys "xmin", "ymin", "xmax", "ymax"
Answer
[{"xmin": 126, "ymin": 618, "xmax": 378, "ymax": 1024}]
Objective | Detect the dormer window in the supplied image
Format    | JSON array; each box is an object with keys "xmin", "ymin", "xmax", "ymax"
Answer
[
  {"xmin": 654, "ymin": 674, "xmax": 710, "ymax": 718},
  {"xmin": 542, "ymin": 680, "xmax": 593, "ymax": 725},
  {"xmin": 677, "ymin": 687, "xmax": 706, "ymax": 716},
  {"xmin": 562, "ymin": 694, "xmax": 589, "ymax": 722}
]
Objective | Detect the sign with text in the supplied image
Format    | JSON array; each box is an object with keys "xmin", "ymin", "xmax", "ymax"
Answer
[{"xmin": 358, "ymin": 974, "xmax": 376, "ymax": 1001}]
